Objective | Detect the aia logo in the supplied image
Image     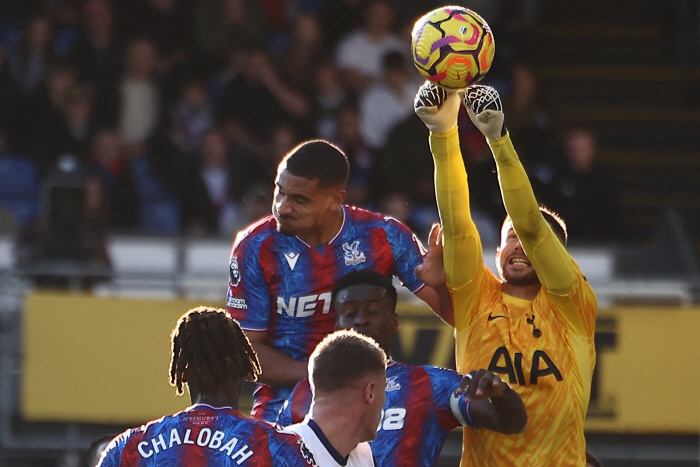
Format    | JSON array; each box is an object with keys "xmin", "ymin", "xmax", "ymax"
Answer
[
  {"xmin": 488, "ymin": 347, "xmax": 562, "ymax": 385},
  {"xmin": 342, "ymin": 241, "xmax": 366, "ymax": 266}
]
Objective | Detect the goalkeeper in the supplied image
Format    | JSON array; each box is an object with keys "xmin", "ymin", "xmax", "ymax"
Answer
[{"xmin": 414, "ymin": 82, "xmax": 597, "ymax": 467}]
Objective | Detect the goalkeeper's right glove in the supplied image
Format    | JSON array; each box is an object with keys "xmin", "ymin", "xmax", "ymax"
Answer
[
  {"xmin": 463, "ymin": 84, "xmax": 506, "ymax": 141},
  {"xmin": 414, "ymin": 81, "xmax": 461, "ymax": 134}
]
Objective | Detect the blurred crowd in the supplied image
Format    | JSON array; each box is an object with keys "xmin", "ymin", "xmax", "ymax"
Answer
[{"xmin": 0, "ymin": 0, "xmax": 619, "ymax": 272}]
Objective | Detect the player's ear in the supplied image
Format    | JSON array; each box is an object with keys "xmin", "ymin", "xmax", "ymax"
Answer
[
  {"xmin": 390, "ymin": 313, "xmax": 399, "ymax": 334},
  {"xmin": 332, "ymin": 188, "xmax": 346, "ymax": 209},
  {"xmin": 364, "ymin": 380, "xmax": 376, "ymax": 404}
]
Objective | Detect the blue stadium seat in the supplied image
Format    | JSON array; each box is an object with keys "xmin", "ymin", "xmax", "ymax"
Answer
[
  {"xmin": 140, "ymin": 199, "xmax": 181, "ymax": 235},
  {"xmin": 0, "ymin": 156, "xmax": 40, "ymax": 228}
]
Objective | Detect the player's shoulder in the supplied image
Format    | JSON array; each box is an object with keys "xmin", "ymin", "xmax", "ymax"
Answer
[
  {"xmin": 419, "ymin": 364, "xmax": 464, "ymax": 388},
  {"xmin": 233, "ymin": 215, "xmax": 277, "ymax": 249},
  {"xmin": 345, "ymin": 205, "xmax": 412, "ymax": 232}
]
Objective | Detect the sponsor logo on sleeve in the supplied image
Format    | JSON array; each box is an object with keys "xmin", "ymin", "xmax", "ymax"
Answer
[{"xmin": 229, "ymin": 256, "xmax": 241, "ymax": 287}]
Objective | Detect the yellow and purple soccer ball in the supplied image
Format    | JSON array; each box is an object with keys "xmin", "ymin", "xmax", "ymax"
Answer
[{"xmin": 411, "ymin": 6, "xmax": 495, "ymax": 89}]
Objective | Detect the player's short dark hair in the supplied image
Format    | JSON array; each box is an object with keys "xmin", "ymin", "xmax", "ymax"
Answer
[
  {"xmin": 331, "ymin": 270, "xmax": 398, "ymax": 311},
  {"xmin": 586, "ymin": 451, "xmax": 603, "ymax": 467},
  {"xmin": 169, "ymin": 306, "xmax": 261, "ymax": 396},
  {"xmin": 281, "ymin": 139, "xmax": 349, "ymax": 189},
  {"xmin": 503, "ymin": 206, "xmax": 568, "ymax": 246},
  {"xmin": 309, "ymin": 330, "xmax": 387, "ymax": 394}
]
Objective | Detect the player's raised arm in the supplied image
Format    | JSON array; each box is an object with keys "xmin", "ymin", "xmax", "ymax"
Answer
[
  {"xmin": 414, "ymin": 82, "xmax": 484, "ymax": 292},
  {"xmin": 463, "ymin": 85, "xmax": 576, "ymax": 296}
]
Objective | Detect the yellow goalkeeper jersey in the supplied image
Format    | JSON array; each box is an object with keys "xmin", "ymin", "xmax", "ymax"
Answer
[{"xmin": 430, "ymin": 128, "xmax": 597, "ymax": 466}]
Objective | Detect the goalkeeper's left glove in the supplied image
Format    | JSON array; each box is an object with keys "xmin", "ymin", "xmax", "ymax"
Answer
[
  {"xmin": 414, "ymin": 81, "xmax": 461, "ymax": 134},
  {"xmin": 463, "ymin": 84, "xmax": 506, "ymax": 141}
]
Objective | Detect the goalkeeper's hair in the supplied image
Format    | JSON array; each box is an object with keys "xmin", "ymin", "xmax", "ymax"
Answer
[
  {"xmin": 309, "ymin": 330, "xmax": 387, "ymax": 394},
  {"xmin": 502, "ymin": 206, "xmax": 568, "ymax": 246},
  {"xmin": 169, "ymin": 306, "xmax": 261, "ymax": 396},
  {"xmin": 280, "ymin": 139, "xmax": 349, "ymax": 189}
]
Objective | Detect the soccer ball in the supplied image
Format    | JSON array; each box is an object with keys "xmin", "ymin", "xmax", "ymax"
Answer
[{"xmin": 411, "ymin": 6, "xmax": 495, "ymax": 89}]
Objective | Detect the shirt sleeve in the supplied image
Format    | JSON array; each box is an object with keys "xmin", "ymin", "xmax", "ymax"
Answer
[
  {"xmin": 226, "ymin": 232, "xmax": 271, "ymax": 331},
  {"xmin": 429, "ymin": 127, "xmax": 485, "ymax": 329},
  {"xmin": 272, "ymin": 431, "xmax": 315, "ymax": 467},
  {"xmin": 425, "ymin": 366, "xmax": 473, "ymax": 431},
  {"xmin": 96, "ymin": 431, "xmax": 129, "ymax": 467},
  {"xmin": 277, "ymin": 379, "xmax": 312, "ymax": 426},
  {"xmin": 489, "ymin": 133, "xmax": 596, "ymax": 336},
  {"xmin": 383, "ymin": 217, "xmax": 427, "ymax": 293}
]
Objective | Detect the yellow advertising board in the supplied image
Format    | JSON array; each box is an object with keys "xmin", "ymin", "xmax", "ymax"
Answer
[{"xmin": 21, "ymin": 293, "xmax": 700, "ymax": 433}]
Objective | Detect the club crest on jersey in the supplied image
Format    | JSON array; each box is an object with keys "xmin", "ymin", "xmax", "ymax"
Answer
[
  {"xmin": 229, "ymin": 256, "xmax": 241, "ymax": 287},
  {"xmin": 342, "ymin": 241, "xmax": 366, "ymax": 266},
  {"xmin": 386, "ymin": 376, "xmax": 401, "ymax": 392}
]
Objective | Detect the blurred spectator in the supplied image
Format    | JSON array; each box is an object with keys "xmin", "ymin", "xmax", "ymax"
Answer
[
  {"xmin": 501, "ymin": 61, "xmax": 557, "ymax": 166},
  {"xmin": 319, "ymin": 0, "xmax": 366, "ymax": 49},
  {"xmin": 180, "ymin": 128, "xmax": 242, "ymax": 237},
  {"xmin": 194, "ymin": 0, "xmax": 267, "ymax": 70},
  {"xmin": 540, "ymin": 127, "xmax": 620, "ymax": 243},
  {"xmin": 69, "ymin": 0, "xmax": 123, "ymax": 89},
  {"xmin": 118, "ymin": 0, "xmax": 194, "ymax": 72},
  {"xmin": 7, "ymin": 14, "xmax": 56, "ymax": 95},
  {"xmin": 216, "ymin": 46, "xmax": 310, "ymax": 158},
  {"xmin": 118, "ymin": 38, "xmax": 161, "ymax": 154},
  {"xmin": 333, "ymin": 104, "xmax": 375, "ymax": 206},
  {"xmin": 312, "ymin": 59, "xmax": 351, "ymax": 141},
  {"xmin": 0, "ymin": 44, "xmax": 29, "ymax": 153},
  {"xmin": 335, "ymin": 0, "xmax": 403, "ymax": 93},
  {"xmin": 359, "ymin": 50, "xmax": 417, "ymax": 149},
  {"xmin": 282, "ymin": 11, "xmax": 328, "ymax": 92},
  {"xmin": 35, "ymin": 84, "xmax": 96, "ymax": 171},
  {"xmin": 88, "ymin": 130, "xmax": 139, "ymax": 230},
  {"xmin": 168, "ymin": 74, "xmax": 214, "ymax": 153}
]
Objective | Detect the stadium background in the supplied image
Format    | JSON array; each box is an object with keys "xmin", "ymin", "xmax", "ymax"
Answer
[{"xmin": 0, "ymin": 0, "xmax": 698, "ymax": 466}]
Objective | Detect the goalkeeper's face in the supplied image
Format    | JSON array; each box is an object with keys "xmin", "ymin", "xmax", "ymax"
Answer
[
  {"xmin": 496, "ymin": 225, "xmax": 540, "ymax": 287},
  {"xmin": 273, "ymin": 169, "xmax": 342, "ymax": 237}
]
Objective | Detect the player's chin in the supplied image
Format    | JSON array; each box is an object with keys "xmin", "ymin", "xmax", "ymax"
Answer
[{"xmin": 503, "ymin": 269, "xmax": 539, "ymax": 287}]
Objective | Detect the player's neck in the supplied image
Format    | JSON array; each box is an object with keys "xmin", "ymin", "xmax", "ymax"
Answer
[
  {"xmin": 501, "ymin": 282, "xmax": 541, "ymax": 301},
  {"xmin": 310, "ymin": 403, "xmax": 365, "ymax": 458},
  {"xmin": 298, "ymin": 207, "xmax": 344, "ymax": 247}
]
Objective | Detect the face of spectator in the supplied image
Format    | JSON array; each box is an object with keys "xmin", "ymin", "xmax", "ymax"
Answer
[
  {"xmin": 335, "ymin": 284, "xmax": 397, "ymax": 352},
  {"xmin": 183, "ymin": 82, "xmax": 207, "ymax": 108},
  {"xmin": 125, "ymin": 40, "xmax": 158, "ymax": 79},
  {"xmin": 65, "ymin": 97, "xmax": 93, "ymax": 128},
  {"xmin": 365, "ymin": 1, "xmax": 393, "ymax": 36},
  {"xmin": 272, "ymin": 168, "xmax": 342, "ymax": 238},
  {"xmin": 92, "ymin": 132, "xmax": 123, "ymax": 168},
  {"xmin": 46, "ymin": 67, "xmax": 78, "ymax": 106},
  {"xmin": 294, "ymin": 13, "xmax": 322, "ymax": 45},
  {"xmin": 27, "ymin": 16, "xmax": 52, "ymax": 51},
  {"xmin": 337, "ymin": 107, "xmax": 361, "ymax": 145},
  {"xmin": 565, "ymin": 130, "xmax": 597, "ymax": 172},
  {"xmin": 84, "ymin": 0, "xmax": 113, "ymax": 39}
]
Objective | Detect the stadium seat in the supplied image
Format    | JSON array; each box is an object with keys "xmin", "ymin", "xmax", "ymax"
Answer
[{"xmin": 0, "ymin": 156, "xmax": 40, "ymax": 228}]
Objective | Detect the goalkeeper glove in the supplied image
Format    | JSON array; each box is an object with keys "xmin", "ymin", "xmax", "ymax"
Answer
[
  {"xmin": 463, "ymin": 84, "xmax": 506, "ymax": 141},
  {"xmin": 414, "ymin": 81, "xmax": 461, "ymax": 134}
]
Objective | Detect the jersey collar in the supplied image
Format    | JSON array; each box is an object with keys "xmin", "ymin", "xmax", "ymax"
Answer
[{"xmin": 307, "ymin": 418, "xmax": 349, "ymax": 466}]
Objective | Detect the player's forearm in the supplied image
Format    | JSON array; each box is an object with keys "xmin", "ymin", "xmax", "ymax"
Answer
[
  {"xmin": 490, "ymin": 385, "xmax": 527, "ymax": 434},
  {"xmin": 430, "ymin": 127, "xmax": 482, "ymax": 288},
  {"xmin": 489, "ymin": 133, "xmax": 576, "ymax": 293},
  {"xmin": 250, "ymin": 341, "xmax": 308, "ymax": 387},
  {"xmin": 416, "ymin": 283, "xmax": 454, "ymax": 326}
]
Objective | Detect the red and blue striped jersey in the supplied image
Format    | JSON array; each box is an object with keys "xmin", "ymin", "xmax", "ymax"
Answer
[
  {"xmin": 226, "ymin": 206, "xmax": 427, "ymax": 421},
  {"xmin": 97, "ymin": 404, "xmax": 315, "ymax": 467},
  {"xmin": 277, "ymin": 362, "xmax": 473, "ymax": 467}
]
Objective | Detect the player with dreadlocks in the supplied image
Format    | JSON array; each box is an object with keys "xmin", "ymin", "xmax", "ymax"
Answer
[{"xmin": 97, "ymin": 306, "xmax": 316, "ymax": 467}]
